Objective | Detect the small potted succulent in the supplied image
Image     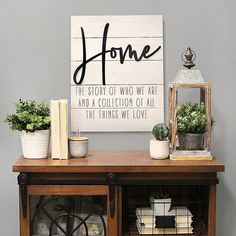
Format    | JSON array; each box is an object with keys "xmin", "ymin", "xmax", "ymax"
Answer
[
  {"xmin": 177, "ymin": 102, "xmax": 213, "ymax": 150},
  {"xmin": 150, "ymin": 123, "xmax": 169, "ymax": 159},
  {"xmin": 149, "ymin": 187, "xmax": 171, "ymax": 215},
  {"xmin": 5, "ymin": 99, "xmax": 50, "ymax": 159}
]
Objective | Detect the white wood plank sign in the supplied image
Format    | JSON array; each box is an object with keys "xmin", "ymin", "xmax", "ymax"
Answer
[{"xmin": 71, "ymin": 15, "xmax": 164, "ymax": 132}]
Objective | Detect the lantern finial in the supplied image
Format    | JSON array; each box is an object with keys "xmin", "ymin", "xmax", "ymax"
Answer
[{"xmin": 182, "ymin": 47, "xmax": 196, "ymax": 69}]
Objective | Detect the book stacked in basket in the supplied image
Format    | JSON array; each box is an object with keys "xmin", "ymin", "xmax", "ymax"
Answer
[{"xmin": 136, "ymin": 206, "xmax": 193, "ymax": 235}]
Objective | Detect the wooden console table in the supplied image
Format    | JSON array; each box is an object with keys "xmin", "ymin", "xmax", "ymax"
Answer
[{"xmin": 13, "ymin": 150, "xmax": 224, "ymax": 236}]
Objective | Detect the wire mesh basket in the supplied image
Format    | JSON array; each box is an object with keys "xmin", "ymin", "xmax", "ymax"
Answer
[{"xmin": 122, "ymin": 186, "xmax": 208, "ymax": 236}]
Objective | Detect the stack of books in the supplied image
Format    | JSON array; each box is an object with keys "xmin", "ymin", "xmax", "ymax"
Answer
[
  {"xmin": 136, "ymin": 206, "xmax": 193, "ymax": 235},
  {"xmin": 50, "ymin": 99, "xmax": 68, "ymax": 160}
]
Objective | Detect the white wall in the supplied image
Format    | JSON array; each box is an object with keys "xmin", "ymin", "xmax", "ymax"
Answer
[{"xmin": 0, "ymin": 0, "xmax": 235, "ymax": 235}]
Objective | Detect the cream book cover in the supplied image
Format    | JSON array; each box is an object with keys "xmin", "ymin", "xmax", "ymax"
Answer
[
  {"xmin": 136, "ymin": 207, "xmax": 193, "ymax": 225},
  {"xmin": 136, "ymin": 220, "xmax": 193, "ymax": 235},
  {"xmin": 59, "ymin": 99, "xmax": 68, "ymax": 160},
  {"xmin": 50, "ymin": 100, "xmax": 61, "ymax": 160}
]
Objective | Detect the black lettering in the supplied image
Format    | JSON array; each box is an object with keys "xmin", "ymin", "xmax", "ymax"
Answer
[{"xmin": 73, "ymin": 23, "xmax": 162, "ymax": 85}]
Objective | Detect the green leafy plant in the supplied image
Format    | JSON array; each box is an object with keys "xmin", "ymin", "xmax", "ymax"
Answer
[
  {"xmin": 152, "ymin": 123, "xmax": 169, "ymax": 141},
  {"xmin": 177, "ymin": 102, "xmax": 209, "ymax": 134},
  {"xmin": 150, "ymin": 187, "xmax": 170, "ymax": 199},
  {"xmin": 4, "ymin": 99, "xmax": 50, "ymax": 132}
]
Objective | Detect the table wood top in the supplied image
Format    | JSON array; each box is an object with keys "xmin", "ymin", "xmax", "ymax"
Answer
[{"xmin": 12, "ymin": 150, "xmax": 225, "ymax": 173}]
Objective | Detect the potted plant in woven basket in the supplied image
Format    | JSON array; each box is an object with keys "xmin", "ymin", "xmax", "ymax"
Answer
[
  {"xmin": 150, "ymin": 123, "xmax": 169, "ymax": 159},
  {"xmin": 5, "ymin": 99, "xmax": 50, "ymax": 159},
  {"xmin": 177, "ymin": 102, "xmax": 213, "ymax": 150}
]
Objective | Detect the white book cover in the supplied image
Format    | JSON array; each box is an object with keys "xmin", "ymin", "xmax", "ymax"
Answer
[
  {"xmin": 136, "ymin": 220, "xmax": 193, "ymax": 235},
  {"xmin": 59, "ymin": 99, "xmax": 68, "ymax": 160},
  {"xmin": 141, "ymin": 221, "xmax": 192, "ymax": 229},
  {"xmin": 136, "ymin": 206, "xmax": 193, "ymax": 225}
]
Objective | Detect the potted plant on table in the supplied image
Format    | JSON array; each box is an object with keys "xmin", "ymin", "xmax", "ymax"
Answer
[
  {"xmin": 149, "ymin": 187, "xmax": 171, "ymax": 215},
  {"xmin": 177, "ymin": 102, "xmax": 212, "ymax": 150},
  {"xmin": 150, "ymin": 123, "xmax": 169, "ymax": 159},
  {"xmin": 5, "ymin": 99, "xmax": 50, "ymax": 159}
]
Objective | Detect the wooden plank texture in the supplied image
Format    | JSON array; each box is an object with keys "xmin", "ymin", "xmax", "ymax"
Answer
[
  {"xmin": 71, "ymin": 108, "xmax": 164, "ymax": 132},
  {"xmin": 170, "ymin": 155, "xmax": 213, "ymax": 161},
  {"xmin": 71, "ymin": 38, "xmax": 163, "ymax": 61},
  {"xmin": 19, "ymin": 192, "xmax": 30, "ymax": 236},
  {"xmin": 71, "ymin": 15, "xmax": 163, "ymax": 38},
  {"xmin": 107, "ymin": 186, "xmax": 118, "ymax": 235},
  {"xmin": 71, "ymin": 15, "xmax": 164, "ymax": 132},
  {"xmin": 71, "ymin": 85, "xmax": 164, "ymax": 109},
  {"xmin": 208, "ymin": 185, "xmax": 217, "ymax": 236},
  {"xmin": 13, "ymin": 150, "xmax": 225, "ymax": 173},
  {"xmin": 28, "ymin": 185, "xmax": 108, "ymax": 195},
  {"xmin": 71, "ymin": 61, "xmax": 164, "ymax": 85}
]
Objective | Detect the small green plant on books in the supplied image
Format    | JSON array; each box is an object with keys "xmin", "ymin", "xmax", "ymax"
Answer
[
  {"xmin": 5, "ymin": 99, "xmax": 50, "ymax": 132},
  {"xmin": 150, "ymin": 187, "xmax": 171, "ymax": 215},
  {"xmin": 150, "ymin": 187, "xmax": 170, "ymax": 199},
  {"xmin": 152, "ymin": 123, "xmax": 169, "ymax": 141}
]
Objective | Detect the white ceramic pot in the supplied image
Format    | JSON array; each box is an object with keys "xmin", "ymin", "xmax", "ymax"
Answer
[
  {"xmin": 20, "ymin": 130, "xmax": 50, "ymax": 159},
  {"xmin": 150, "ymin": 197, "xmax": 172, "ymax": 215},
  {"xmin": 150, "ymin": 139, "xmax": 169, "ymax": 159}
]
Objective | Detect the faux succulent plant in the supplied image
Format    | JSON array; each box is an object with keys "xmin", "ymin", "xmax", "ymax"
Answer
[{"xmin": 152, "ymin": 123, "xmax": 169, "ymax": 141}]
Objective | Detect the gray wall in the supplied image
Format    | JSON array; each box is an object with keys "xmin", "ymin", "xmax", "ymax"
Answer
[{"xmin": 0, "ymin": 0, "xmax": 235, "ymax": 235}]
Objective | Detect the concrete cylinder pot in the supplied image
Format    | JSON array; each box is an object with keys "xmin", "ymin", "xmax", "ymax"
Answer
[
  {"xmin": 178, "ymin": 133, "xmax": 204, "ymax": 150},
  {"xmin": 150, "ymin": 139, "xmax": 170, "ymax": 159},
  {"xmin": 68, "ymin": 136, "xmax": 88, "ymax": 158},
  {"xmin": 20, "ymin": 130, "xmax": 50, "ymax": 159}
]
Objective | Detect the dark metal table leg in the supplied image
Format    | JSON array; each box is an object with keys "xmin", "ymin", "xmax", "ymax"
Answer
[
  {"xmin": 18, "ymin": 172, "xmax": 29, "ymax": 218},
  {"xmin": 107, "ymin": 173, "xmax": 118, "ymax": 218}
]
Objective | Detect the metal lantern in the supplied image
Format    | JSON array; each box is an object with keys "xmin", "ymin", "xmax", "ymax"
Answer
[{"xmin": 169, "ymin": 48, "xmax": 212, "ymax": 160}]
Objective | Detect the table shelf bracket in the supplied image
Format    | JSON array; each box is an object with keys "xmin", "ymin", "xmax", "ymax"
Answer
[
  {"xmin": 107, "ymin": 173, "xmax": 118, "ymax": 218},
  {"xmin": 17, "ymin": 172, "xmax": 29, "ymax": 218}
]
